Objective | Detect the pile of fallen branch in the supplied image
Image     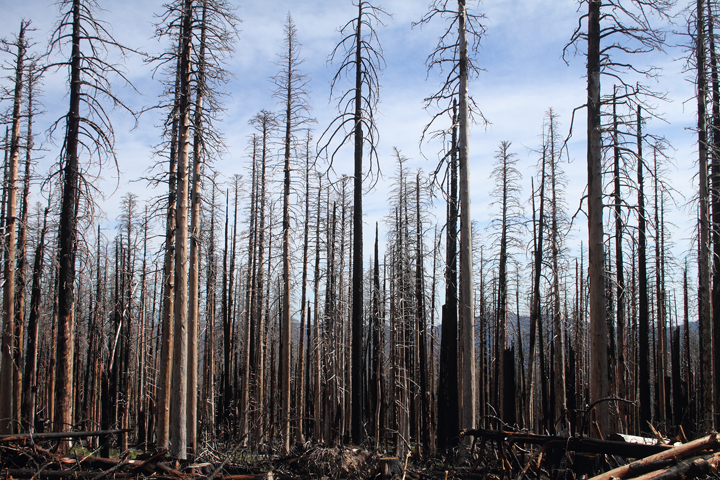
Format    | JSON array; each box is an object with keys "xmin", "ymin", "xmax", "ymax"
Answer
[
  {"xmin": 0, "ymin": 431, "xmax": 382, "ymax": 480},
  {"xmin": 588, "ymin": 433, "xmax": 720, "ymax": 480},
  {"xmin": 4, "ymin": 429, "xmax": 720, "ymax": 479},
  {"xmin": 463, "ymin": 429, "xmax": 720, "ymax": 480}
]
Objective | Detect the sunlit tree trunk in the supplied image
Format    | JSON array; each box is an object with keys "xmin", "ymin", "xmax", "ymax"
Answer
[
  {"xmin": 0, "ymin": 20, "xmax": 26, "ymax": 434},
  {"xmin": 157, "ymin": 33, "xmax": 180, "ymax": 454},
  {"xmin": 457, "ymin": 0, "xmax": 476, "ymax": 435},
  {"xmin": 187, "ymin": 0, "xmax": 207, "ymax": 453},
  {"xmin": 170, "ymin": 0, "xmax": 193, "ymax": 459},
  {"xmin": 586, "ymin": 0, "xmax": 609, "ymax": 436}
]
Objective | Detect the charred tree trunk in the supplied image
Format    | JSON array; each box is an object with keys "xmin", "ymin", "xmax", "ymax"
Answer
[
  {"xmin": 637, "ymin": 105, "xmax": 652, "ymax": 431},
  {"xmin": 3, "ymin": 20, "xmax": 27, "ymax": 433},
  {"xmin": 295, "ymin": 138, "xmax": 312, "ymax": 446},
  {"xmin": 313, "ymin": 179, "xmax": 323, "ymax": 443},
  {"xmin": 54, "ymin": 1, "xmax": 82, "ymax": 438},
  {"xmin": 21, "ymin": 205, "xmax": 48, "ymax": 433},
  {"xmin": 438, "ymin": 104, "xmax": 459, "ymax": 450},
  {"xmin": 13, "ymin": 36, "xmax": 33, "ymax": 436},
  {"xmin": 416, "ymin": 174, "xmax": 430, "ymax": 451},
  {"xmin": 529, "ymin": 144, "xmax": 547, "ymax": 432},
  {"xmin": 697, "ymin": 0, "xmax": 714, "ymax": 433},
  {"xmin": 612, "ymin": 89, "xmax": 627, "ymax": 430},
  {"xmin": 350, "ymin": 1, "xmax": 365, "ymax": 445},
  {"xmin": 708, "ymin": 0, "xmax": 720, "ymax": 432}
]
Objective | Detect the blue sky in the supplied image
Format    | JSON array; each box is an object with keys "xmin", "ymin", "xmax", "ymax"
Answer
[{"xmin": 0, "ymin": 0, "xmax": 700, "ymax": 312}]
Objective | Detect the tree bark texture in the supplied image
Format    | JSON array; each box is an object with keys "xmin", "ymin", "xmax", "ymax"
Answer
[{"xmin": 586, "ymin": 0, "xmax": 609, "ymax": 437}]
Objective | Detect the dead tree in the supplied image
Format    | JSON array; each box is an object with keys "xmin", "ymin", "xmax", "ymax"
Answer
[
  {"xmin": 22, "ymin": 203, "xmax": 48, "ymax": 434},
  {"xmin": 611, "ymin": 89, "xmax": 628, "ymax": 431},
  {"xmin": 545, "ymin": 109, "xmax": 569, "ymax": 432},
  {"xmin": 437, "ymin": 105, "xmax": 459, "ymax": 449},
  {"xmin": 488, "ymin": 141, "xmax": 523, "ymax": 425},
  {"xmin": 17, "ymin": 59, "xmax": 42, "ymax": 433},
  {"xmin": 186, "ymin": 0, "xmax": 207, "ymax": 453},
  {"xmin": 47, "ymin": 0, "xmax": 137, "ymax": 442},
  {"xmin": 564, "ymin": 0, "xmax": 673, "ymax": 435},
  {"xmin": 272, "ymin": 13, "xmax": 314, "ymax": 453},
  {"xmin": 295, "ymin": 133, "xmax": 314, "ymax": 445},
  {"xmin": 695, "ymin": 0, "xmax": 714, "ymax": 432},
  {"xmin": 709, "ymin": 0, "xmax": 720, "ymax": 431},
  {"xmin": 529, "ymin": 143, "xmax": 548, "ymax": 433},
  {"xmin": 0, "ymin": 20, "xmax": 28, "ymax": 434},
  {"xmin": 250, "ymin": 111, "xmax": 275, "ymax": 444},
  {"xmin": 415, "ymin": 0, "xmax": 486, "ymax": 438},
  {"xmin": 319, "ymin": 0, "xmax": 388, "ymax": 445}
]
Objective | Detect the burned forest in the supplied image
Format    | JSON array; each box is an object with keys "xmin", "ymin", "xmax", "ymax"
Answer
[{"xmin": 1, "ymin": 0, "xmax": 720, "ymax": 478}]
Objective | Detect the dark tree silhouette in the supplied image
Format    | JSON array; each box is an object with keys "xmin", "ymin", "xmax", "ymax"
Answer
[
  {"xmin": 46, "ymin": 0, "xmax": 138, "ymax": 444},
  {"xmin": 319, "ymin": 0, "xmax": 388, "ymax": 445}
]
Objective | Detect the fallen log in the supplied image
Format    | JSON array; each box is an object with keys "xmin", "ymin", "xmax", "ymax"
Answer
[
  {"xmin": 2, "ymin": 469, "xmax": 103, "ymax": 479},
  {"xmin": 463, "ymin": 428, "xmax": 673, "ymax": 458},
  {"xmin": 156, "ymin": 461, "xmax": 190, "ymax": 479},
  {"xmin": 1, "ymin": 469, "xmax": 305, "ymax": 480},
  {"xmin": 70, "ymin": 456, "xmax": 122, "ymax": 469},
  {"xmin": 125, "ymin": 449, "xmax": 168, "ymax": 475},
  {"xmin": 628, "ymin": 453, "xmax": 718, "ymax": 480},
  {"xmin": 588, "ymin": 433, "xmax": 720, "ymax": 480},
  {"xmin": 0, "ymin": 430, "xmax": 130, "ymax": 444},
  {"xmin": 89, "ymin": 459, "xmax": 129, "ymax": 480}
]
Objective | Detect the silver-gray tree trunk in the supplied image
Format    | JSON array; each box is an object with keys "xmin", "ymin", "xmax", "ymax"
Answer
[
  {"xmin": 186, "ymin": 0, "xmax": 207, "ymax": 454},
  {"xmin": 457, "ymin": 0, "xmax": 476, "ymax": 436},
  {"xmin": 586, "ymin": 0, "xmax": 609, "ymax": 437},
  {"xmin": 170, "ymin": 0, "xmax": 193, "ymax": 460}
]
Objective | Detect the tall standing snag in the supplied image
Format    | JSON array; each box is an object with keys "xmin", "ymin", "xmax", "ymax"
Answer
[
  {"xmin": 319, "ymin": 0, "xmax": 388, "ymax": 445},
  {"xmin": 20, "ymin": 62, "xmax": 43, "ymax": 433},
  {"xmin": 272, "ymin": 12, "xmax": 314, "ymax": 453},
  {"xmin": 488, "ymin": 141, "xmax": 523, "ymax": 424},
  {"xmin": 169, "ymin": 0, "xmax": 193, "ymax": 459},
  {"xmin": 695, "ymin": 0, "xmax": 714, "ymax": 431},
  {"xmin": 564, "ymin": 0, "xmax": 672, "ymax": 435},
  {"xmin": 415, "ymin": 0, "xmax": 486, "ymax": 443},
  {"xmin": 47, "ymin": 0, "xmax": 137, "ymax": 442},
  {"xmin": 0, "ymin": 20, "xmax": 28, "ymax": 435}
]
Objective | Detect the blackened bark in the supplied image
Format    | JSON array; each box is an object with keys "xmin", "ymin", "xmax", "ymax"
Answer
[
  {"xmin": 351, "ymin": 1, "xmax": 365, "ymax": 445},
  {"xmin": 637, "ymin": 105, "xmax": 651, "ymax": 430},
  {"xmin": 55, "ymin": 0, "xmax": 82, "ymax": 438},
  {"xmin": 437, "ymin": 104, "xmax": 459, "ymax": 450}
]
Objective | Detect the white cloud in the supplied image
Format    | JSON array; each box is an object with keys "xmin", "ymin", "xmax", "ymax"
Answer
[{"xmin": 0, "ymin": 0, "xmax": 700, "ymax": 291}]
